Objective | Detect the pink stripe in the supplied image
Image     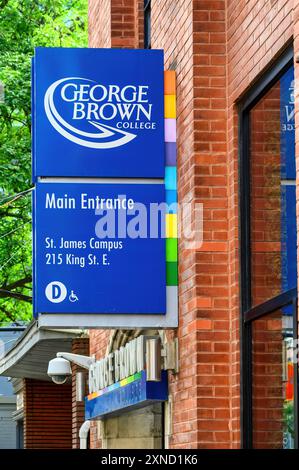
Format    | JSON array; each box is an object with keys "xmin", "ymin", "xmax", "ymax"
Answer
[{"xmin": 165, "ymin": 119, "xmax": 176, "ymax": 142}]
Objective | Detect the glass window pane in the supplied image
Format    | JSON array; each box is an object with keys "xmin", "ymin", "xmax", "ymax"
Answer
[
  {"xmin": 252, "ymin": 309, "xmax": 295, "ymax": 448},
  {"xmin": 249, "ymin": 67, "xmax": 297, "ymax": 307}
]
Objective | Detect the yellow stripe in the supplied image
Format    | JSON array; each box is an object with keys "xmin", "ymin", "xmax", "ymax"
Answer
[
  {"xmin": 166, "ymin": 214, "xmax": 178, "ymax": 238},
  {"xmin": 165, "ymin": 95, "xmax": 176, "ymax": 119}
]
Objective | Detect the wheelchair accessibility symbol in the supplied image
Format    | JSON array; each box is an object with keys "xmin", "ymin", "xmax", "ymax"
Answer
[{"xmin": 69, "ymin": 290, "xmax": 79, "ymax": 303}]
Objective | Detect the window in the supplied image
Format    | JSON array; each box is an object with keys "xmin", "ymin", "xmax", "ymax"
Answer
[
  {"xmin": 144, "ymin": 0, "xmax": 151, "ymax": 49},
  {"xmin": 239, "ymin": 46, "xmax": 298, "ymax": 448}
]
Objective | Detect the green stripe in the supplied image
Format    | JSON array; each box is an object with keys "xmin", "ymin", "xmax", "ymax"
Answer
[
  {"xmin": 166, "ymin": 261, "xmax": 178, "ymax": 286},
  {"xmin": 166, "ymin": 238, "xmax": 178, "ymax": 262}
]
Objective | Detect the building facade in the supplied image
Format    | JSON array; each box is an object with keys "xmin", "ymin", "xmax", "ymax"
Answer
[
  {"xmin": 0, "ymin": 377, "xmax": 16, "ymax": 449},
  {"xmin": 1, "ymin": 0, "xmax": 299, "ymax": 450},
  {"xmin": 87, "ymin": 0, "xmax": 299, "ymax": 449},
  {"xmin": 0, "ymin": 323, "xmax": 90, "ymax": 449},
  {"xmin": 0, "ymin": 328, "xmax": 25, "ymax": 449}
]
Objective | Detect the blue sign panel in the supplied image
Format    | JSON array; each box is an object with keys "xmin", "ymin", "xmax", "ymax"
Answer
[
  {"xmin": 85, "ymin": 370, "xmax": 168, "ymax": 420},
  {"xmin": 280, "ymin": 66, "xmax": 297, "ymax": 314},
  {"xmin": 33, "ymin": 182, "xmax": 166, "ymax": 315},
  {"xmin": 32, "ymin": 47, "xmax": 165, "ymax": 179},
  {"xmin": 280, "ymin": 67, "xmax": 295, "ymax": 179}
]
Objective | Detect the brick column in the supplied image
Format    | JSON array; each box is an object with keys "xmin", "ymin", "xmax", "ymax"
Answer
[
  {"xmin": 135, "ymin": 0, "xmax": 144, "ymax": 48},
  {"xmin": 151, "ymin": 0, "xmax": 232, "ymax": 449},
  {"xmin": 24, "ymin": 378, "xmax": 72, "ymax": 449},
  {"xmin": 88, "ymin": 0, "xmax": 111, "ymax": 47},
  {"xmin": 89, "ymin": 0, "xmax": 143, "ymax": 49}
]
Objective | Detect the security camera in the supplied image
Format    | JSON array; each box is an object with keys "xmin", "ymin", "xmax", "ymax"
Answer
[{"xmin": 47, "ymin": 357, "xmax": 72, "ymax": 385}]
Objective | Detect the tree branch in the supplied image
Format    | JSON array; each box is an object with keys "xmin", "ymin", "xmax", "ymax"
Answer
[
  {"xmin": 3, "ymin": 275, "xmax": 31, "ymax": 291},
  {"xmin": 0, "ymin": 305, "xmax": 15, "ymax": 322},
  {"xmin": 0, "ymin": 1, "xmax": 9, "ymax": 11},
  {"xmin": 0, "ymin": 209, "xmax": 29, "ymax": 220},
  {"xmin": 0, "ymin": 288, "xmax": 32, "ymax": 303}
]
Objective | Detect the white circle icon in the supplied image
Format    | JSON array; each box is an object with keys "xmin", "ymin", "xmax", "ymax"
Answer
[{"xmin": 45, "ymin": 281, "xmax": 67, "ymax": 303}]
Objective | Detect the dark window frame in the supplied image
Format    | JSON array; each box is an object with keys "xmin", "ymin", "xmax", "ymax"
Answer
[
  {"xmin": 144, "ymin": 0, "xmax": 151, "ymax": 49},
  {"xmin": 238, "ymin": 44, "xmax": 297, "ymax": 449}
]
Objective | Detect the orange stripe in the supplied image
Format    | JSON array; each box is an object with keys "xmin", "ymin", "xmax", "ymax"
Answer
[{"xmin": 164, "ymin": 70, "xmax": 176, "ymax": 95}]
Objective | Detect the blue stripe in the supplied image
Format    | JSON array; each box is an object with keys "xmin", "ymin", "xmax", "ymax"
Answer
[
  {"xmin": 165, "ymin": 167, "xmax": 177, "ymax": 190},
  {"xmin": 166, "ymin": 190, "xmax": 177, "ymax": 213}
]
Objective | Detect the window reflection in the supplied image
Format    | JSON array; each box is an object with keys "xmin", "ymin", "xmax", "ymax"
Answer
[
  {"xmin": 252, "ymin": 310, "xmax": 294, "ymax": 448},
  {"xmin": 249, "ymin": 66, "xmax": 297, "ymax": 449},
  {"xmin": 250, "ymin": 68, "xmax": 297, "ymax": 308}
]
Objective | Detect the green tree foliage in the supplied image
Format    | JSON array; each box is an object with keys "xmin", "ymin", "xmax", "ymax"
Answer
[{"xmin": 0, "ymin": 0, "xmax": 87, "ymax": 323}]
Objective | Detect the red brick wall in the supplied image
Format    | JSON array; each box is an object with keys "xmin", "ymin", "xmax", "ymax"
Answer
[
  {"xmin": 24, "ymin": 379, "xmax": 72, "ymax": 449},
  {"xmin": 226, "ymin": 0, "xmax": 295, "ymax": 448},
  {"xmin": 89, "ymin": 0, "xmax": 143, "ymax": 48},
  {"xmin": 89, "ymin": 0, "xmax": 111, "ymax": 47},
  {"xmin": 251, "ymin": 314, "xmax": 284, "ymax": 449},
  {"xmin": 152, "ymin": 0, "xmax": 208, "ymax": 449},
  {"xmin": 111, "ymin": 0, "xmax": 136, "ymax": 48},
  {"xmin": 227, "ymin": 0, "xmax": 294, "ymax": 103},
  {"xmin": 191, "ymin": 0, "xmax": 231, "ymax": 449},
  {"xmin": 152, "ymin": 0, "xmax": 232, "ymax": 449},
  {"xmin": 135, "ymin": 0, "xmax": 144, "ymax": 48}
]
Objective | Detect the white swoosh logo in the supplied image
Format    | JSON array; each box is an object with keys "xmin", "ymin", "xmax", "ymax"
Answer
[{"xmin": 44, "ymin": 77, "xmax": 137, "ymax": 149}]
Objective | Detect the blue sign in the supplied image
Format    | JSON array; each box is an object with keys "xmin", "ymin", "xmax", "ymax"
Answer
[
  {"xmin": 280, "ymin": 67, "xmax": 295, "ymax": 179},
  {"xmin": 32, "ymin": 47, "xmax": 165, "ymax": 179},
  {"xmin": 33, "ymin": 182, "xmax": 166, "ymax": 315},
  {"xmin": 85, "ymin": 370, "xmax": 168, "ymax": 420},
  {"xmin": 281, "ymin": 185, "xmax": 297, "ymax": 294}
]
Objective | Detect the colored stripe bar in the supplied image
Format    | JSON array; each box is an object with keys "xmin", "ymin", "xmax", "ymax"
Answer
[
  {"xmin": 166, "ymin": 190, "xmax": 177, "ymax": 211},
  {"xmin": 166, "ymin": 238, "xmax": 178, "ymax": 262},
  {"xmin": 165, "ymin": 167, "xmax": 177, "ymax": 190},
  {"xmin": 164, "ymin": 70, "xmax": 176, "ymax": 95},
  {"xmin": 165, "ymin": 119, "xmax": 176, "ymax": 142},
  {"xmin": 165, "ymin": 142, "xmax": 177, "ymax": 166},
  {"xmin": 164, "ymin": 69, "xmax": 178, "ymax": 292},
  {"xmin": 166, "ymin": 214, "xmax": 178, "ymax": 238},
  {"xmin": 165, "ymin": 95, "xmax": 176, "ymax": 119},
  {"xmin": 166, "ymin": 261, "xmax": 178, "ymax": 286},
  {"xmin": 166, "ymin": 189, "xmax": 178, "ymax": 207},
  {"xmin": 87, "ymin": 371, "xmax": 142, "ymax": 401}
]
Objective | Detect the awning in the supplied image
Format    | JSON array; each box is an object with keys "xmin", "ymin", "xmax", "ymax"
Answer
[{"xmin": 0, "ymin": 321, "xmax": 83, "ymax": 381}]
